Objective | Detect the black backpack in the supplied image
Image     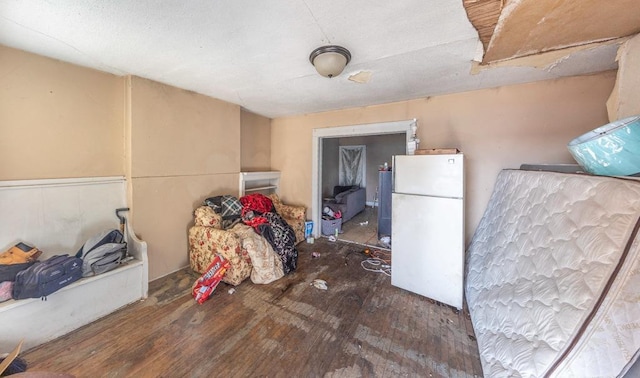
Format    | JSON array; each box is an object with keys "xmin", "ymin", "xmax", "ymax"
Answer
[
  {"xmin": 0, "ymin": 262, "xmax": 34, "ymax": 282},
  {"xmin": 12, "ymin": 255, "xmax": 82, "ymax": 300}
]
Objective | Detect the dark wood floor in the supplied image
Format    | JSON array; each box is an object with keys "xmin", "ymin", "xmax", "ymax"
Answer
[{"xmin": 23, "ymin": 238, "xmax": 483, "ymax": 377}]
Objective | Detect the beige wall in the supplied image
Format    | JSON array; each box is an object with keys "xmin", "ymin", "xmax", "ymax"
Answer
[
  {"xmin": 2, "ymin": 43, "xmax": 622, "ymax": 280},
  {"xmin": 271, "ymin": 71, "xmax": 617, "ymax": 243},
  {"xmin": 0, "ymin": 45, "xmax": 124, "ymax": 180},
  {"xmin": 240, "ymin": 109, "xmax": 271, "ymax": 171},
  {"xmin": 607, "ymin": 33, "xmax": 640, "ymax": 121},
  {"xmin": 128, "ymin": 76, "xmax": 241, "ymax": 280},
  {"xmin": 1, "ymin": 46, "xmax": 245, "ymax": 281}
]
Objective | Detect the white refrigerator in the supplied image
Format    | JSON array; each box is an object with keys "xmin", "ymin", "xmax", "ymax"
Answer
[{"xmin": 391, "ymin": 153, "xmax": 464, "ymax": 309}]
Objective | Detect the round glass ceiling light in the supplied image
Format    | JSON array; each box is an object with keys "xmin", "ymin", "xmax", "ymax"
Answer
[{"xmin": 309, "ymin": 45, "xmax": 351, "ymax": 78}]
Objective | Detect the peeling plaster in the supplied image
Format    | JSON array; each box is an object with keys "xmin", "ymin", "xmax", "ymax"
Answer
[
  {"xmin": 348, "ymin": 71, "xmax": 373, "ymax": 84},
  {"xmin": 607, "ymin": 33, "xmax": 640, "ymax": 121},
  {"xmin": 471, "ymin": 38, "xmax": 626, "ymax": 74},
  {"xmin": 484, "ymin": 0, "xmax": 640, "ymax": 63}
]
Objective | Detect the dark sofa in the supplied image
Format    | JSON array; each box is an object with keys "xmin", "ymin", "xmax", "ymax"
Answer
[{"xmin": 323, "ymin": 186, "xmax": 366, "ymax": 223}]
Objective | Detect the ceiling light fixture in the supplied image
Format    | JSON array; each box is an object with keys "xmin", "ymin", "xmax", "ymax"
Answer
[{"xmin": 309, "ymin": 45, "xmax": 351, "ymax": 78}]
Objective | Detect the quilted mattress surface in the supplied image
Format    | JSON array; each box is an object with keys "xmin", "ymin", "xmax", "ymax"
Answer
[{"xmin": 466, "ymin": 170, "xmax": 640, "ymax": 377}]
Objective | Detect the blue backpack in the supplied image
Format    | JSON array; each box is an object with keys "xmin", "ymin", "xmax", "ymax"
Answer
[{"xmin": 12, "ymin": 255, "xmax": 82, "ymax": 300}]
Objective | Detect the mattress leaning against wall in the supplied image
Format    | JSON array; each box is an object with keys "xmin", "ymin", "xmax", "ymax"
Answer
[{"xmin": 465, "ymin": 169, "xmax": 640, "ymax": 377}]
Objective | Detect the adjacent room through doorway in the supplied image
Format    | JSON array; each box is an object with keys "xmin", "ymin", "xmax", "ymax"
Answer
[{"xmin": 311, "ymin": 120, "xmax": 415, "ymax": 247}]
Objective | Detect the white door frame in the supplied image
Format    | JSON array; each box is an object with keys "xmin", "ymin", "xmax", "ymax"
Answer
[{"xmin": 311, "ymin": 119, "xmax": 416, "ymax": 237}]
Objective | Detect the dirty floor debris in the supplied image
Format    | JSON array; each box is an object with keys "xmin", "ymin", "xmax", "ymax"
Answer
[{"xmin": 22, "ymin": 238, "xmax": 483, "ymax": 377}]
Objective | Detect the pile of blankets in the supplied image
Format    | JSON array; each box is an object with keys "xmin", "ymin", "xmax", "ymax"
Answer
[{"xmin": 204, "ymin": 194, "xmax": 298, "ymax": 274}]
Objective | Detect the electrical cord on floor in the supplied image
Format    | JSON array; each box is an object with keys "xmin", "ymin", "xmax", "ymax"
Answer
[
  {"xmin": 360, "ymin": 248, "xmax": 391, "ymax": 276},
  {"xmin": 361, "ymin": 258, "xmax": 391, "ymax": 276}
]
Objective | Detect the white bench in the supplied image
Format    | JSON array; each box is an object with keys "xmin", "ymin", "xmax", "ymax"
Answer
[{"xmin": 0, "ymin": 176, "xmax": 148, "ymax": 352}]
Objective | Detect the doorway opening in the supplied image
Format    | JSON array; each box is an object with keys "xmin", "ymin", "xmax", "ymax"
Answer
[{"xmin": 311, "ymin": 119, "xmax": 416, "ymax": 242}]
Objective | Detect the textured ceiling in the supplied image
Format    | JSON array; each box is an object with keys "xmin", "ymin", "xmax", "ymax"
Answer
[{"xmin": 0, "ymin": 1, "xmax": 624, "ymax": 118}]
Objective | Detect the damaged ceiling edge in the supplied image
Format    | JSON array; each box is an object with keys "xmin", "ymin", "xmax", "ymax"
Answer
[
  {"xmin": 483, "ymin": 36, "xmax": 629, "ymax": 65},
  {"xmin": 483, "ymin": 0, "xmax": 640, "ymax": 63},
  {"xmin": 607, "ymin": 34, "xmax": 640, "ymax": 121},
  {"xmin": 462, "ymin": 0, "xmax": 503, "ymax": 52},
  {"xmin": 469, "ymin": 37, "xmax": 628, "ymax": 74},
  {"xmin": 464, "ymin": 0, "xmax": 640, "ymax": 65}
]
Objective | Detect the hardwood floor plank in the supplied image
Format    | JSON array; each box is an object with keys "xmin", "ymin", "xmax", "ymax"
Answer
[{"xmin": 21, "ymin": 238, "xmax": 482, "ymax": 377}]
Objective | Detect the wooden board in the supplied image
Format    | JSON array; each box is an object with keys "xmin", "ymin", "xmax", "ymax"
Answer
[
  {"xmin": 483, "ymin": 0, "xmax": 640, "ymax": 62},
  {"xmin": 462, "ymin": 0, "xmax": 503, "ymax": 53},
  {"xmin": 0, "ymin": 340, "xmax": 22, "ymax": 375},
  {"xmin": 415, "ymin": 148, "xmax": 461, "ymax": 155}
]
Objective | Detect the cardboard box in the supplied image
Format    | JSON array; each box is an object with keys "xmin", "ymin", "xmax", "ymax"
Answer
[
  {"xmin": 0, "ymin": 340, "xmax": 22, "ymax": 375},
  {"xmin": 415, "ymin": 148, "xmax": 460, "ymax": 155}
]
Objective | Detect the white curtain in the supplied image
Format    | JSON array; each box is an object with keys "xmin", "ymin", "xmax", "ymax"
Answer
[{"xmin": 339, "ymin": 146, "xmax": 366, "ymax": 187}]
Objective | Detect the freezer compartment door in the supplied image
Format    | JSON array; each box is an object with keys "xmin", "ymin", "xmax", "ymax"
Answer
[
  {"xmin": 391, "ymin": 193, "xmax": 464, "ymax": 309},
  {"xmin": 393, "ymin": 154, "xmax": 464, "ymax": 198}
]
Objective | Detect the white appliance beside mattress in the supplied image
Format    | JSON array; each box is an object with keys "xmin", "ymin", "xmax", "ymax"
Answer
[{"xmin": 391, "ymin": 153, "xmax": 464, "ymax": 309}]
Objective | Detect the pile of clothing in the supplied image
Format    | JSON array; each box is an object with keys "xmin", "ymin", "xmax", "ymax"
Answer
[
  {"xmin": 204, "ymin": 193, "xmax": 298, "ymax": 274},
  {"xmin": 322, "ymin": 206, "xmax": 342, "ymax": 222}
]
